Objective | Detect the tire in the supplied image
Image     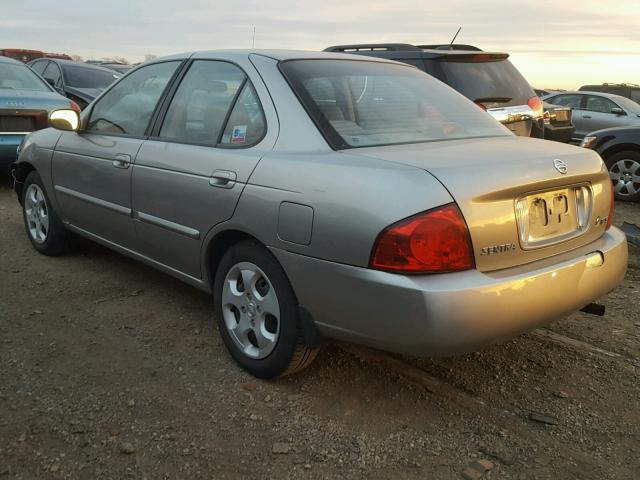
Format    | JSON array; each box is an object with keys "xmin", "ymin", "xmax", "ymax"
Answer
[
  {"xmin": 213, "ymin": 240, "xmax": 319, "ymax": 379},
  {"xmin": 604, "ymin": 150, "xmax": 640, "ymax": 202},
  {"xmin": 21, "ymin": 170, "xmax": 77, "ymax": 256}
]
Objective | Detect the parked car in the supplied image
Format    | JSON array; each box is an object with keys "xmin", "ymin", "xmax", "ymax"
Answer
[
  {"xmin": 581, "ymin": 126, "xmax": 640, "ymax": 201},
  {"xmin": 97, "ymin": 63, "xmax": 133, "ymax": 74},
  {"xmin": 324, "ymin": 43, "xmax": 544, "ymax": 138},
  {"xmin": 27, "ymin": 59, "xmax": 120, "ymax": 109},
  {"xmin": 12, "ymin": 51, "xmax": 626, "ymax": 378},
  {"xmin": 579, "ymin": 83, "xmax": 640, "ymax": 104},
  {"xmin": 544, "ymin": 91, "xmax": 640, "ymax": 140},
  {"xmin": 542, "ymin": 101, "xmax": 574, "ymax": 143},
  {"xmin": 0, "ymin": 56, "xmax": 77, "ymax": 173}
]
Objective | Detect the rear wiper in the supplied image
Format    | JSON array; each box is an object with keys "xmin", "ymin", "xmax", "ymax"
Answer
[{"xmin": 474, "ymin": 97, "xmax": 512, "ymax": 104}]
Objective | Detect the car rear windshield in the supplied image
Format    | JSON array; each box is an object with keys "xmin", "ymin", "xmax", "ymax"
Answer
[
  {"xmin": 0, "ymin": 63, "xmax": 51, "ymax": 92},
  {"xmin": 62, "ymin": 65, "xmax": 119, "ymax": 90},
  {"xmin": 437, "ymin": 58, "xmax": 534, "ymax": 107},
  {"xmin": 280, "ymin": 59, "xmax": 510, "ymax": 149}
]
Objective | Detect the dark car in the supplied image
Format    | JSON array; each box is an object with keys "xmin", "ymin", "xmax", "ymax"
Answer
[
  {"xmin": 27, "ymin": 59, "xmax": 120, "ymax": 109},
  {"xmin": 324, "ymin": 43, "xmax": 544, "ymax": 138},
  {"xmin": 579, "ymin": 83, "xmax": 640, "ymax": 105},
  {"xmin": 542, "ymin": 101, "xmax": 574, "ymax": 143},
  {"xmin": 97, "ymin": 62, "xmax": 133, "ymax": 74},
  {"xmin": 580, "ymin": 126, "xmax": 640, "ymax": 202},
  {"xmin": 0, "ymin": 56, "xmax": 74, "ymax": 172}
]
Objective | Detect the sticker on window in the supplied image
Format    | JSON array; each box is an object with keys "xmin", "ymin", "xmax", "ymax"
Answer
[{"xmin": 231, "ymin": 125, "xmax": 247, "ymax": 143}]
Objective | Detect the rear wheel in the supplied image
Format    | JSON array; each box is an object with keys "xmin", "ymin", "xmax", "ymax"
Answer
[
  {"xmin": 605, "ymin": 150, "xmax": 640, "ymax": 202},
  {"xmin": 214, "ymin": 240, "xmax": 319, "ymax": 378},
  {"xmin": 21, "ymin": 171, "xmax": 77, "ymax": 255}
]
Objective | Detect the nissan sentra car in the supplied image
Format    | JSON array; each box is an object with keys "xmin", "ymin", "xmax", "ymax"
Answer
[{"xmin": 12, "ymin": 51, "xmax": 628, "ymax": 378}]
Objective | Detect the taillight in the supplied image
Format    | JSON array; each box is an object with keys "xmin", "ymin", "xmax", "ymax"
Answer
[
  {"xmin": 370, "ymin": 204, "xmax": 475, "ymax": 274},
  {"xmin": 69, "ymin": 100, "xmax": 81, "ymax": 113},
  {"xmin": 606, "ymin": 184, "xmax": 614, "ymax": 230},
  {"xmin": 527, "ymin": 96, "xmax": 543, "ymax": 118}
]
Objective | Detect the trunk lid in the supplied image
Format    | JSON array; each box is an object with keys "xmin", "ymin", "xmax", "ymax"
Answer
[{"xmin": 350, "ymin": 136, "xmax": 612, "ymax": 272}]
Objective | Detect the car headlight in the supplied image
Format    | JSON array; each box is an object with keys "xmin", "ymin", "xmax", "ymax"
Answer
[{"xmin": 580, "ymin": 135, "xmax": 597, "ymax": 149}]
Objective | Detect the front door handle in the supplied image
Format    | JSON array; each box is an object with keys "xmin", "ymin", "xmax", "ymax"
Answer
[
  {"xmin": 209, "ymin": 170, "xmax": 237, "ymax": 189},
  {"xmin": 112, "ymin": 153, "xmax": 131, "ymax": 169},
  {"xmin": 583, "ymin": 115, "xmax": 592, "ymax": 119}
]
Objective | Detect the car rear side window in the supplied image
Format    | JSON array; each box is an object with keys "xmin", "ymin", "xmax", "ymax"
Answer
[
  {"xmin": 549, "ymin": 94, "xmax": 583, "ymax": 110},
  {"xmin": 42, "ymin": 62, "xmax": 62, "ymax": 87},
  {"xmin": 436, "ymin": 59, "xmax": 534, "ymax": 107},
  {"xmin": 86, "ymin": 61, "xmax": 180, "ymax": 137},
  {"xmin": 281, "ymin": 59, "xmax": 509, "ymax": 149},
  {"xmin": 159, "ymin": 60, "xmax": 265, "ymax": 147}
]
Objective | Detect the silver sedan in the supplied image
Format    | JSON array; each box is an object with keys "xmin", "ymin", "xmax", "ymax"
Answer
[{"xmin": 13, "ymin": 50, "xmax": 627, "ymax": 378}]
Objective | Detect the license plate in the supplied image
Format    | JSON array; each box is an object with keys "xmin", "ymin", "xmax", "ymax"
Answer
[
  {"xmin": 553, "ymin": 110, "xmax": 570, "ymax": 123},
  {"xmin": 515, "ymin": 185, "xmax": 592, "ymax": 249}
]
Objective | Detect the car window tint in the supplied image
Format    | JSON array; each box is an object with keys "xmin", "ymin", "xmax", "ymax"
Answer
[
  {"xmin": 87, "ymin": 61, "xmax": 180, "ymax": 137},
  {"xmin": 0, "ymin": 63, "xmax": 51, "ymax": 92},
  {"xmin": 220, "ymin": 83, "xmax": 266, "ymax": 146},
  {"xmin": 62, "ymin": 65, "xmax": 119, "ymax": 89},
  {"xmin": 585, "ymin": 95, "xmax": 617, "ymax": 114},
  {"xmin": 159, "ymin": 61, "xmax": 245, "ymax": 144},
  {"xmin": 42, "ymin": 62, "xmax": 62, "ymax": 86},
  {"xmin": 550, "ymin": 94, "xmax": 582, "ymax": 109}
]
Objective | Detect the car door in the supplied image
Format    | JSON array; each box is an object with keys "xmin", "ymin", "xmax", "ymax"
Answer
[
  {"xmin": 547, "ymin": 94, "xmax": 586, "ymax": 137},
  {"xmin": 582, "ymin": 95, "xmax": 630, "ymax": 132},
  {"xmin": 51, "ymin": 60, "xmax": 182, "ymax": 248},
  {"xmin": 131, "ymin": 58, "xmax": 276, "ymax": 278}
]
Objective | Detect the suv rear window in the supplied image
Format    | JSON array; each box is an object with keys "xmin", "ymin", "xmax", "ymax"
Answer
[
  {"xmin": 437, "ymin": 59, "xmax": 534, "ymax": 107},
  {"xmin": 280, "ymin": 59, "xmax": 509, "ymax": 149}
]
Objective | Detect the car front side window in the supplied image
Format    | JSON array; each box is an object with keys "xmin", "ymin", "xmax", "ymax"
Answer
[
  {"xmin": 42, "ymin": 62, "xmax": 62, "ymax": 87},
  {"xmin": 86, "ymin": 61, "xmax": 180, "ymax": 137},
  {"xmin": 585, "ymin": 95, "xmax": 618, "ymax": 114}
]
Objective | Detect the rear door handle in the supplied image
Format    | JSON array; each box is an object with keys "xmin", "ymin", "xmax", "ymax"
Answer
[
  {"xmin": 209, "ymin": 170, "xmax": 237, "ymax": 189},
  {"xmin": 112, "ymin": 153, "xmax": 131, "ymax": 169},
  {"xmin": 583, "ymin": 115, "xmax": 592, "ymax": 119}
]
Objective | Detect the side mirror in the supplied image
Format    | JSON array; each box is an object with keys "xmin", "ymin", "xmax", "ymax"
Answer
[
  {"xmin": 45, "ymin": 77, "xmax": 56, "ymax": 87},
  {"xmin": 49, "ymin": 109, "xmax": 80, "ymax": 132},
  {"xmin": 611, "ymin": 107, "xmax": 626, "ymax": 116}
]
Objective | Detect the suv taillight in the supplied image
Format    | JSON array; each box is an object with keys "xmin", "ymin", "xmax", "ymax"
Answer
[
  {"xmin": 527, "ymin": 96, "xmax": 543, "ymax": 118},
  {"xmin": 370, "ymin": 204, "xmax": 475, "ymax": 274}
]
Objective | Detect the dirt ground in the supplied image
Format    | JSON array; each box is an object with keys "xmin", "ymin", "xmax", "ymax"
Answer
[{"xmin": 1, "ymin": 175, "xmax": 639, "ymax": 480}]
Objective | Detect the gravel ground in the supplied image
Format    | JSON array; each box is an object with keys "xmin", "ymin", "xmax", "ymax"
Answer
[{"xmin": 1, "ymin": 176, "xmax": 639, "ymax": 479}]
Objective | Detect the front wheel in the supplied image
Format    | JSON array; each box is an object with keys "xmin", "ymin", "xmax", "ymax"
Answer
[
  {"xmin": 605, "ymin": 150, "xmax": 640, "ymax": 202},
  {"xmin": 214, "ymin": 241, "xmax": 319, "ymax": 379},
  {"xmin": 21, "ymin": 171, "xmax": 77, "ymax": 255}
]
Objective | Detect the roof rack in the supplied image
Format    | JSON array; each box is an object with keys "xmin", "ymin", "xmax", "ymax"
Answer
[
  {"xmin": 417, "ymin": 44, "xmax": 482, "ymax": 51},
  {"xmin": 324, "ymin": 44, "xmax": 424, "ymax": 52},
  {"xmin": 602, "ymin": 82, "xmax": 640, "ymax": 87}
]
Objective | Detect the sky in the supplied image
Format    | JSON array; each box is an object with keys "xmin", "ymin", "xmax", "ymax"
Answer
[{"xmin": 2, "ymin": 0, "xmax": 639, "ymax": 89}]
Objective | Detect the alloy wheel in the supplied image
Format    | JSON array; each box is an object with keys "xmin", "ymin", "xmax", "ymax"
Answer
[
  {"xmin": 24, "ymin": 184, "xmax": 49, "ymax": 244},
  {"xmin": 609, "ymin": 158, "xmax": 640, "ymax": 198}
]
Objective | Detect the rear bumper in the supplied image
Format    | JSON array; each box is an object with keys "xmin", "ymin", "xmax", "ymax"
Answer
[
  {"xmin": 0, "ymin": 134, "xmax": 25, "ymax": 171},
  {"xmin": 272, "ymin": 227, "xmax": 628, "ymax": 356}
]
